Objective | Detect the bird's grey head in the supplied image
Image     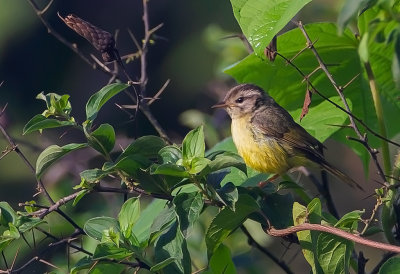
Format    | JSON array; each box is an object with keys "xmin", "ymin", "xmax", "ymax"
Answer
[{"xmin": 213, "ymin": 84, "xmax": 271, "ymax": 119}]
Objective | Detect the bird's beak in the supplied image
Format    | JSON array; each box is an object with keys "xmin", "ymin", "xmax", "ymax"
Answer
[{"xmin": 212, "ymin": 101, "xmax": 228, "ymax": 109}]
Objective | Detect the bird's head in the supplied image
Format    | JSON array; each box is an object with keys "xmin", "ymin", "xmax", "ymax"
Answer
[{"xmin": 212, "ymin": 84, "xmax": 268, "ymax": 119}]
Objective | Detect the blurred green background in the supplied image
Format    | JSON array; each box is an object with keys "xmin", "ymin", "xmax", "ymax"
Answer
[{"xmin": 0, "ymin": 0, "xmax": 394, "ymax": 273}]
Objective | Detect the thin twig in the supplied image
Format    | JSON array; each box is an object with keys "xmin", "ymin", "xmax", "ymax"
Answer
[
  {"xmin": 0, "ymin": 123, "xmax": 55, "ymax": 204},
  {"xmin": 294, "ymin": 21, "xmax": 389, "ymax": 183},
  {"xmin": 140, "ymin": 0, "xmax": 150, "ymax": 96},
  {"xmin": 241, "ymin": 226, "xmax": 294, "ymax": 274},
  {"xmin": 147, "ymin": 79, "xmax": 171, "ymax": 105},
  {"xmin": 27, "ymin": 0, "xmax": 116, "ymax": 77},
  {"xmin": 360, "ymin": 195, "xmax": 383, "ymax": 235},
  {"xmin": 1, "ymin": 252, "xmax": 8, "ymax": 270}
]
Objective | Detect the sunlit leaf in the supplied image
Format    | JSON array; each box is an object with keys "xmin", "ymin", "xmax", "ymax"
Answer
[
  {"xmin": 36, "ymin": 143, "xmax": 87, "ymax": 179},
  {"xmin": 84, "ymin": 217, "xmax": 120, "ymax": 241},
  {"xmin": 88, "ymin": 123, "xmax": 115, "ymax": 156},
  {"xmin": 230, "ymin": 0, "xmax": 312, "ymax": 56},
  {"xmin": 23, "ymin": 114, "xmax": 75, "ymax": 135},
  {"xmin": 118, "ymin": 197, "xmax": 140, "ymax": 239},
  {"xmin": 86, "ymin": 83, "xmax": 129, "ymax": 121}
]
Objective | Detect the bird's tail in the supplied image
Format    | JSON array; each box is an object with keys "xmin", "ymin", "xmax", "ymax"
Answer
[{"xmin": 320, "ymin": 161, "xmax": 364, "ymax": 191}]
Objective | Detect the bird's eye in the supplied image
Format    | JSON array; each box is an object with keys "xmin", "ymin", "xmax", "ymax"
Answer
[{"xmin": 235, "ymin": 97, "xmax": 244, "ymax": 103}]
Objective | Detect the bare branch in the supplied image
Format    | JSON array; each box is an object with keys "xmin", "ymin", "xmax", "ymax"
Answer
[
  {"xmin": 147, "ymin": 79, "xmax": 171, "ymax": 105},
  {"xmin": 294, "ymin": 21, "xmax": 389, "ymax": 183}
]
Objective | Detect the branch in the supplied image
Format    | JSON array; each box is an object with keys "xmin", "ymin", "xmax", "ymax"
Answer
[
  {"xmin": 267, "ymin": 223, "xmax": 400, "ymax": 253},
  {"xmin": 294, "ymin": 21, "xmax": 389, "ymax": 183},
  {"xmin": 27, "ymin": 0, "xmax": 116, "ymax": 77}
]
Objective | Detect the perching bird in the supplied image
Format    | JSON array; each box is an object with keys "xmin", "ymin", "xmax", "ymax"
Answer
[{"xmin": 212, "ymin": 83, "xmax": 361, "ymax": 189}]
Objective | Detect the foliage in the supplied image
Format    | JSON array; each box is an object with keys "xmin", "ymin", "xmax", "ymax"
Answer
[{"xmin": 1, "ymin": 0, "xmax": 400, "ymax": 273}]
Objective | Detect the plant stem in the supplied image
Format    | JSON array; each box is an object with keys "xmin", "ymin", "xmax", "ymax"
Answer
[
  {"xmin": 381, "ymin": 152, "xmax": 400, "ymax": 244},
  {"xmin": 364, "ymin": 62, "xmax": 391, "ymax": 175}
]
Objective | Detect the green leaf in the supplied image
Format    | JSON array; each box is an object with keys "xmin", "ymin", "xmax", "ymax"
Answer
[
  {"xmin": 206, "ymin": 194, "xmax": 259, "ymax": 257},
  {"xmin": 3, "ymin": 223, "xmax": 20, "ymax": 240},
  {"xmin": 89, "ymin": 263, "xmax": 125, "ymax": 274},
  {"xmin": 70, "ymin": 256, "xmax": 93, "ymax": 274},
  {"xmin": 363, "ymin": 225, "xmax": 383, "ymax": 236},
  {"xmin": 392, "ymin": 31, "xmax": 400, "ymax": 89},
  {"xmin": 182, "ymin": 125, "xmax": 205, "ymax": 163},
  {"xmin": 119, "ymin": 135, "xmax": 166, "ymax": 160},
  {"xmin": 155, "ymin": 221, "xmax": 191, "ymax": 274},
  {"xmin": 216, "ymin": 182, "xmax": 238, "ymax": 211},
  {"xmin": 23, "ymin": 114, "xmax": 75, "ymax": 135},
  {"xmin": 72, "ymin": 189, "xmax": 90, "ymax": 206},
  {"xmin": 225, "ymin": 22, "xmax": 400, "ymax": 172},
  {"xmin": 150, "ymin": 257, "xmax": 177, "ymax": 272},
  {"xmin": 277, "ymin": 181, "xmax": 311, "ymax": 204},
  {"xmin": 132, "ymin": 199, "xmax": 168, "ymax": 245},
  {"xmin": 173, "ymin": 192, "xmax": 204, "ymax": 237},
  {"xmin": 16, "ymin": 217, "xmax": 45, "ymax": 233},
  {"xmin": 293, "ymin": 200, "xmax": 322, "ymax": 273},
  {"xmin": 135, "ymin": 169, "xmax": 175, "ymax": 193},
  {"xmin": 159, "ymin": 145, "xmax": 182, "ymax": 164},
  {"xmin": 80, "ymin": 168, "xmax": 110, "ymax": 183},
  {"xmin": 230, "ymin": 0, "xmax": 312, "ymax": 56},
  {"xmin": 152, "ymin": 163, "xmax": 190, "ymax": 178},
  {"xmin": 317, "ymin": 233, "xmax": 353, "ymax": 274},
  {"xmin": 150, "ymin": 206, "xmax": 176, "ymax": 244},
  {"xmin": 224, "ymin": 25, "xmax": 357, "ymax": 143},
  {"xmin": 104, "ymin": 155, "xmax": 150, "ymax": 177},
  {"xmin": 379, "ymin": 257, "xmax": 400, "ymax": 274},
  {"xmin": 84, "ymin": 217, "xmax": 120, "ymax": 241},
  {"xmin": 189, "ymin": 157, "xmax": 211, "ymax": 174},
  {"xmin": 207, "ymin": 138, "xmax": 253, "ymax": 187},
  {"xmin": 101, "ymin": 227, "xmax": 121, "ymax": 247},
  {"xmin": 36, "ymin": 143, "xmax": 87, "ymax": 179},
  {"xmin": 36, "ymin": 92, "xmax": 72, "ymax": 116},
  {"xmin": 207, "ymin": 137, "xmax": 238, "ymax": 155},
  {"xmin": 335, "ymin": 210, "xmax": 364, "ymax": 229},
  {"xmin": 0, "ymin": 239, "xmax": 12, "ymax": 252},
  {"xmin": 359, "ymin": 32, "xmax": 370, "ymax": 62},
  {"xmin": 0, "ymin": 202, "xmax": 18, "ymax": 226},
  {"xmin": 261, "ymin": 192, "xmax": 294, "ymax": 229},
  {"xmin": 88, "ymin": 124, "xmax": 115, "ymax": 156},
  {"xmin": 118, "ymin": 197, "xmax": 140, "ymax": 239},
  {"xmin": 208, "ymin": 244, "xmax": 237, "ymax": 274},
  {"xmin": 337, "ymin": 0, "xmax": 369, "ymax": 34},
  {"xmin": 93, "ymin": 243, "xmax": 133, "ymax": 260},
  {"xmin": 207, "ymin": 151, "xmax": 246, "ymax": 174},
  {"xmin": 0, "ymin": 224, "xmax": 20, "ymax": 252},
  {"xmin": 86, "ymin": 83, "xmax": 129, "ymax": 121}
]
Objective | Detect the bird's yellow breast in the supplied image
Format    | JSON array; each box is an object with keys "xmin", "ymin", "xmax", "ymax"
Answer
[{"xmin": 231, "ymin": 116, "xmax": 291, "ymax": 174}]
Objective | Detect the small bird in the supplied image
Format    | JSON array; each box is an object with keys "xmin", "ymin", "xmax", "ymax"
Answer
[{"xmin": 212, "ymin": 83, "xmax": 362, "ymax": 189}]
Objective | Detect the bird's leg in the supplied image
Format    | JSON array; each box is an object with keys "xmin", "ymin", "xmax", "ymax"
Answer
[{"xmin": 258, "ymin": 174, "xmax": 280, "ymax": 188}]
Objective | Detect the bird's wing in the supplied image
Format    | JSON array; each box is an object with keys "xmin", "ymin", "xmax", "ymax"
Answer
[{"xmin": 251, "ymin": 106, "xmax": 324, "ymax": 157}]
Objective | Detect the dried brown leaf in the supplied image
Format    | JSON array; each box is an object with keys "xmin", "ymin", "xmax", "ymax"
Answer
[{"xmin": 300, "ymin": 89, "xmax": 312, "ymax": 121}]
